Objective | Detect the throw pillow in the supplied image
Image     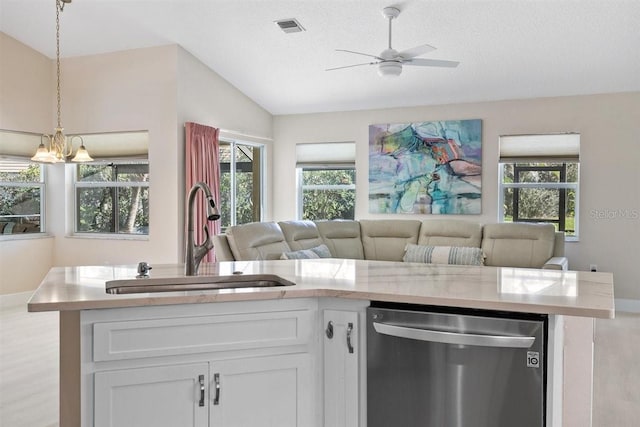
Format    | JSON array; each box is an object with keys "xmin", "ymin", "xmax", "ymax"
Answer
[
  {"xmin": 281, "ymin": 244, "xmax": 333, "ymax": 260},
  {"xmin": 403, "ymin": 244, "xmax": 484, "ymax": 266},
  {"xmin": 308, "ymin": 244, "xmax": 332, "ymax": 258}
]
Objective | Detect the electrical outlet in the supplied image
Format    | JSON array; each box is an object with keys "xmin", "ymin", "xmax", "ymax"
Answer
[{"xmin": 590, "ymin": 264, "xmax": 597, "ymax": 272}]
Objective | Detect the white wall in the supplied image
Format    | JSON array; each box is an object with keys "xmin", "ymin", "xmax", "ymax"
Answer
[{"xmin": 272, "ymin": 92, "xmax": 640, "ymax": 300}]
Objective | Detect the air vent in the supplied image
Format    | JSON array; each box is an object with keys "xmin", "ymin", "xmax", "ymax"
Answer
[{"xmin": 274, "ymin": 18, "xmax": 305, "ymax": 33}]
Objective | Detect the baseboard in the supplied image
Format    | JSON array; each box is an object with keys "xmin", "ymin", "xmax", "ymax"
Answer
[
  {"xmin": 0, "ymin": 291, "xmax": 32, "ymax": 308},
  {"xmin": 615, "ymin": 298, "xmax": 640, "ymax": 313}
]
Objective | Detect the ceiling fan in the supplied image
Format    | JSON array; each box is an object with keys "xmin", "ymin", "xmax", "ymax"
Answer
[{"xmin": 327, "ymin": 6, "xmax": 459, "ymax": 77}]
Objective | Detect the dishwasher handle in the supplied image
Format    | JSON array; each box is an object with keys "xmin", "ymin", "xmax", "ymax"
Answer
[{"xmin": 372, "ymin": 321, "xmax": 535, "ymax": 349}]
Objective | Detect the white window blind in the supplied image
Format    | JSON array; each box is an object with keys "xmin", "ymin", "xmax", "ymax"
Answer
[
  {"xmin": 296, "ymin": 142, "xmax": 355, "ymax": 167},
  {"xmin": 499, "ymin": 134, "xmax": 580, "ymax": 162}
]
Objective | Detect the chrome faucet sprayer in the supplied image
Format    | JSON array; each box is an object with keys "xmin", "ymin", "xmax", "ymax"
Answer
[{"xmin": 185, "ymin": 182, "xmax": 220, "ymax": 275}]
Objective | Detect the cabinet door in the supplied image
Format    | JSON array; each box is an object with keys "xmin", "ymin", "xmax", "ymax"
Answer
[
  {"xmin": 323, "ymin": 310, "xmax": 359, "ymax": 427},
  {"xmin": 94, "ymin": 363, "xmax": 208, "ymax": 427},
  {"xmin": 210, "ymin": 354, "xmax": 312, "ymax": 427}
]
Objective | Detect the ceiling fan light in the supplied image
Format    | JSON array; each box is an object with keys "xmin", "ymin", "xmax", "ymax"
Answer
[{"xmin": 378, "ymin": 61, "xmax": 402, "ymax": 77}]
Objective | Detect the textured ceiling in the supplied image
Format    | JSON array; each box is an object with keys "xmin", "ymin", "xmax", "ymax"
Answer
[{"xmin": 2, "ymin": 0, "xmax": 639, "ymax": 115}]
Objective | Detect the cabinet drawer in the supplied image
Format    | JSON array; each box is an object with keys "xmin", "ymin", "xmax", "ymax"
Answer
[{"xmin": 93, "ymin": 310, "xmax": 312, "ymax": 361}]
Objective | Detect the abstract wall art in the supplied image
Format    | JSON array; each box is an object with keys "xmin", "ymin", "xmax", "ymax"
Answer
[{"xmin": 369, "ymin": 119, "xmax": 482, "ymax": 215}]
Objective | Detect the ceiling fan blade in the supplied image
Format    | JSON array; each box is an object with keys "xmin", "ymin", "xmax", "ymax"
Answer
[
  {"xmin": 398, "ymin": 43, "xmax": 437, "ymax": 59},
  {"xmin": 405, "ymin": 58, "xmax": 460, "ymax": 68},
  {"xmin": 326, "ymin": 62, "xmax": 377, "ymax": 71},
  {"xmin": 335, "ymin": 49, "xmax": 383, "ymax": 60}
]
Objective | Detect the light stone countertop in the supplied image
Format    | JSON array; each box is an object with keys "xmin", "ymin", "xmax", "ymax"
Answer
[{"xmin": 27, "ymin": 259, "xmax": 615, "ymax": 318}]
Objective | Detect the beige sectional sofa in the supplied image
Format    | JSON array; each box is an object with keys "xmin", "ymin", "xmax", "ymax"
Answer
[{"xmin": 212, "ymin": 219, "xmax": 568, "ymax": 270}]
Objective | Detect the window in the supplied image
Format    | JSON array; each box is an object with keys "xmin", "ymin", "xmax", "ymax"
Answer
[
  {"xmin": 0, "ymin": 159, "xmax": 45, "ymax": 235},
  {"xmin": 219, "ymin": 141, "xmax": 264, "ymax": 231},
  {"xmin": 499, "ymin": 134, "xmax": 580, "ymax": 239},
  {"xmin": 296, "ymin": 142, "xmax": 356, "ymax": 220},
  {"xmin": 75, "ymin": 162, "xmax": 149, "ymax": 235},
  {"xmin": 297, "ymin": 167, "xmax": 356, "ymax": 220}
]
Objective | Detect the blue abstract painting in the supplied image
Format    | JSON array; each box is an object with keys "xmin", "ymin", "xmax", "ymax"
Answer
[{"xmin": 369, "ymin": 120, "xmax": 482, "ymax": 215}]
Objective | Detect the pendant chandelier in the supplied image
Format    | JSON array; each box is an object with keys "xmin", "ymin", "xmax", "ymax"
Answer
[{"xmin": 31, "ymin": 0, "xmax": 93, "ymax": 164}]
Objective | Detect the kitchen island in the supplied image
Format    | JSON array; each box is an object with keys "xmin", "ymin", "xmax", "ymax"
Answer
[{"xmin": 28, "ymin": 259, "xmax": 615, "ymax": 427}]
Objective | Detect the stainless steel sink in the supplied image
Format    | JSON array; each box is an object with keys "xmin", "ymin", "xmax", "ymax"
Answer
[{"xmin": 106, "ymin": 274, "xmax": 295, "ymax": 294}]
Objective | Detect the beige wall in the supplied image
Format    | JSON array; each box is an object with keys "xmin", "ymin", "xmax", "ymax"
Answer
[
  {"xmin": 272, "ymin": 92, "xmax": 640, "ymax": 300},
  {"xmin": 0, "ymin": 33, "xmax": 52, "ymax": 131},
  {"xmin": 0, "ymin": 33, "xmax": 54, "ymax": 294},
  {"xmin": 47, "ymin": 45, "xmax": 180, "ymax": 268},
  {"xmin": 175, "ymin": 46, "xmax": 274, "ymax": 230},
  {"xmin": 0, "ymin": 237, "xmax": 54, "ymax": 295},
  {"xmin": 0, "ymin": 38, "xmax": 273, "ymax": 294},
  {"xmin": 2, "ymin": 29, "xmax": 638, "ymax": 302}
]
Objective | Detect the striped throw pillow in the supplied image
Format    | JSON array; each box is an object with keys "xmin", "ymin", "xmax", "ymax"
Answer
[{"xmin": 403, "ymin": 244, "xmax": 484, "ymax": 266}]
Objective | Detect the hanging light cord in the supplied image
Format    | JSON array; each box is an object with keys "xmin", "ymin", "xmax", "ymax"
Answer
[
  {"xmin": 31, "ymin": 0, "xmax": 85, "ymax": 163},
  {"xmin": 55, "ymin": 0, "xmax": 62, "ymax": 129}
]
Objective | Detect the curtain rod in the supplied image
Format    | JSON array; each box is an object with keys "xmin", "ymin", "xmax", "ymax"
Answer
[{"xmin": 183, "ymin": 123, "xmax": 272, "ymax": 142}]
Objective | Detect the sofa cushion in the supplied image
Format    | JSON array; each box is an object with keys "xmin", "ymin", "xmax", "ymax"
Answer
[
  {"xmin": 278, "ymin": 220, "xmax": 324, "ymax": 251},
  {"xmin": 280, "ymin": 244, "xmax": 333, "ymax": 260},
  {"xmin": 403, "ymin": 244, "xmax": 485, "ymax": 266},
  {"xmin": 552, "ymin": 231, "xmax": 565, "ymax": 258},
  {"xmin": 481, "ymin": 223, "xmax": 556, "ymax": 268},
  {"xmin": 315, "ymin": 220, "xmax": 365, "ymax": 260},
  {"xmin": 226, "ymin": 221, "xmax": 291, "ymax": 260},
  {"xmin": 418, "ymin": 219, "xmax": 482, "ymax": 248},
  {"xmin": 212, "ymin": 234, "xmax": 235, "ymax": 261},
  {"xmin": 360, "ymin": 219, "xmax": 421, "ymax": 261}
]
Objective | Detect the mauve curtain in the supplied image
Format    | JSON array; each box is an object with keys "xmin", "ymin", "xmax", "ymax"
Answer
[{"xmin": 185, "ymin": 122, "xmax": 220, "ymax": 262}]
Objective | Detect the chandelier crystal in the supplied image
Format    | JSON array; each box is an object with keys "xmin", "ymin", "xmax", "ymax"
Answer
[{"xmin": 31, "ymin": 0, "xmax": 92, "ymax": 164}]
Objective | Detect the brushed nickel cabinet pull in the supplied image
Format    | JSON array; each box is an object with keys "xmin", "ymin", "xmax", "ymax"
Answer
[
  {"xmin": 198, "ymin": 375, "xmax": 205, "ymax": 407},
  {"xmin": 347, "ymin": 322, "xmax": 354, "ymax": 353},
  {"xmin": 213, "ymin": 373, "xmax": 221, "ymax": 405}
]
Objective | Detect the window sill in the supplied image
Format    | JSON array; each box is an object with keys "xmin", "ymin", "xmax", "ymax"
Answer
[
  {"xmin": 0, "ymin": 232, "xmax": 53, "ymax": 242},
  {"xmin": 68, "ymin": 233, "xmax": 149, "ymax": 241}
]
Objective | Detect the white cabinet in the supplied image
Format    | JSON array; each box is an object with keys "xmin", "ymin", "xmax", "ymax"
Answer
[
  {"xmin": 323, "ymin": 309, "xmax": 360, "ymax": 427},
  {"xmin": 94, "ymin": 362, "xmax": 209, "ymax": 427},
  {"xmin": 94, "ymin": 355, "xmax": 313, "ymax": 427},
  {"xmin": 82, "ymin": 298, "xmax": 371, "ymax": 427},
  {"xmin": 82, "ymin": 299, "xmax": 317, "ymax": 427},
  {"xmin": 210, "ymin": 354, "xmax": 312, "ymax": 427}
]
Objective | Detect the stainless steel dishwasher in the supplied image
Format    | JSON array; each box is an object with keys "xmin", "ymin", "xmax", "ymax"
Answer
[{"xmin": 367, "ymin": 303, "xmax": 547, "ymax": 427}]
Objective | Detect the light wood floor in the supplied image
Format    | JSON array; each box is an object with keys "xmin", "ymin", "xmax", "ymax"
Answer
[
  {"xmin": 1, "ymin": 293, "xmax": 639, "ymax": 426},
  {"xmin": 0, "ymin": 294, "xmax": 58, "ymax": 427},
  {"xmin": 593, "ymin": 311, "xmax": 640, "ymax": 426}
]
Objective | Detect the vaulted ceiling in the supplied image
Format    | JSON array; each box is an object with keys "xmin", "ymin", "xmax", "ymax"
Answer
[{"xmin": 2, "ymin": 0, "xmax": 639, "ymax": 115}]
